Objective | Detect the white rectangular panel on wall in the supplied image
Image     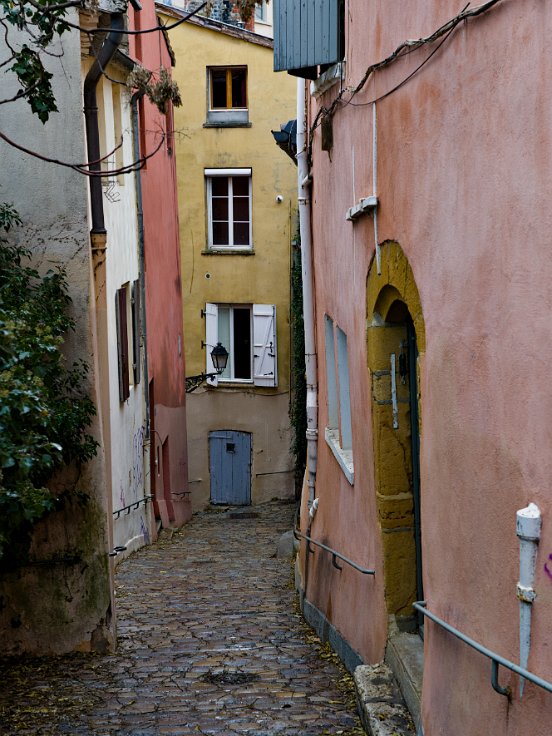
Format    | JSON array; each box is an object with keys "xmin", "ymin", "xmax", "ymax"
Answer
[
  {"xmin": 253, "ymin": 304, "xmax": 277, "ymax": 387},
  {"xmin": 205, "ymin": 302, "xmax": 218, "ymax": 386}
]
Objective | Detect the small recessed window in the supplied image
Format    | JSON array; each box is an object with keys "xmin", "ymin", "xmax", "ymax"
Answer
[
  {"xmin": 206, "ymin": 66, "xmax": 249, "ymax": 127},
  {"xmin": 210, "ymin": 67, "xmax": 247, "ymax": 109}
]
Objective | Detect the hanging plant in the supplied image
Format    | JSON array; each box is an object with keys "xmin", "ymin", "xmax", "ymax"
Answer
[
  {"xmin": 234, "ymin": 0, "xmax": 268, "ymax": 22},
  {"xmin": 205, "ymin": 0, "xmax": 268, "ymax": 23},
  {"xmin": 127, "ymin": 65, "xmax": 182, "ymax": 114}
]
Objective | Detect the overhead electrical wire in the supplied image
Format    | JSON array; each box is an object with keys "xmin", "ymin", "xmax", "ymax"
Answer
[{"xmin": 308, "ymin": 0, "xmax": 505, "ymax": 156}]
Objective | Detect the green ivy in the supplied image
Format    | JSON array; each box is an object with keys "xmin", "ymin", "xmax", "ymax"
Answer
[
  {"xmin": 289, "ymin": 235, "xmax": 307, "ymax": 499},
  {"xmin": 0, "ymin": 204, "xmax": 98, "ymax": 565}
]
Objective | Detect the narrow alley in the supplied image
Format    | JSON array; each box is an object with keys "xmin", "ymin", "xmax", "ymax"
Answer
[{"xmin": 0, "ymin": 501, "xmax": 363, "ymax": 736}]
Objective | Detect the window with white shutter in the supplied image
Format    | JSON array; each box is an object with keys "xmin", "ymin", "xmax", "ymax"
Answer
[{"xmin": 204, "ymin": 303, "xmax": 277, "ymax": 387}]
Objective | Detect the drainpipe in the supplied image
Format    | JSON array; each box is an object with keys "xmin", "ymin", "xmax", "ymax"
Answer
[
  {"xmin": 84, "ymin": 11, "xmax": 125, "ymax": 235},
  {"xmin": 516, "ymin": 502, "xmax": 541, "ymax": 697},
  {"xmin": 130, "ymin": 92, "xmax": 150, "ymax": 435},
  {"xmin": 83, "ymin": 10, "xmax": 125, "ymax": 565},
  {"xmin": 296, "ymin": 78, "xmax": 318, "ymax": 517}
]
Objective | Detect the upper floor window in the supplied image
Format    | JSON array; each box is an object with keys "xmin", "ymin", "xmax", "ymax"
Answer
[
  {"xmin": 206, "ymin": 66, "xmax": 249, "ymax": 127},
  {"xmin": 255, "ymin": 0, "xmax": 268, "ymax": 22},
  {"xmin": 115, "ymin": 280, "xmax": 141, "ymax": 403},
  {"xmin": 205, "ymin": 168, "xmax": 252, "ymax": 250}
]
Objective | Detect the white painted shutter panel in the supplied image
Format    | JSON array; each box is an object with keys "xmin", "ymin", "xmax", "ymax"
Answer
[
  {"xmin": 205, "ymin": 303, "xmax": 218, "ymax": 386},
  {"xmin": 253, "ymin": 304, "xmax": 277, "ymax": 387}
]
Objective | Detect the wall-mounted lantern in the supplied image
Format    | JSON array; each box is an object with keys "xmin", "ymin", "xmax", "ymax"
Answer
[{"xmin": 185, "ymin": 342, "xmax": 229, "ymax": 393}]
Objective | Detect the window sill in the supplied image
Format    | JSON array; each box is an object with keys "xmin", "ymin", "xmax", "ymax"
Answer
[
  {"xmin": 325, "ymin": 427, "xmax": 354, "ymax": 485},
  {"xmin": 202, "ymin": 248, "xmax": 255, "ymax": 255},
  {"xmin": 203, "ymin": 122, "xmax": 252, "ymax": 129},
  {"xmin": 310, "ymin": 62, "xmax": 345, "ymax": 99},
  {"xmin": 205, "ymin": 109, "xmax": 250, "ymax": 127}
]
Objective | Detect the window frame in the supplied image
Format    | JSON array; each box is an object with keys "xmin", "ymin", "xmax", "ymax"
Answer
[
  {"xmin": 206, "ymin": 66, "xmax": 249, "ymax": 127},
  {"xmin": 209, "ymin": 66, "xmax": 248, "ymax": 111},
  {"xmin": 205, "ymin": 168, "xmax": 253, "ymax": 251},
  {"xmin": 324, "ymin": 315, "xmax": 354, "ymax": 483},
  {"xmin": 217, "ymin": 304, "xmax": 253, "ymax": 383},
  {"xmin": 255, "ymin": 0, "xmax": 268, "ymax": 22},
  {"xmin": 116, "ymin": 285, "xmax": 130, "ymax": 403}
]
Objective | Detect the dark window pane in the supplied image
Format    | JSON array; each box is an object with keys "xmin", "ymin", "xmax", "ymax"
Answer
[
  {"xmin": 212, "ymin": 197, "xmax": 228, "ymax": 220},
  {"xmin": 233, "ymin": 222, "xmax": 250, "ymax": 246},
  {"xmin": 211, "ymin": 177, "xmax": 229, "ymax": 196},
  {"xmin": 233, "ymin": 196, "xmax": 249, "ymax": 221},
  {"xmin": 231, "ymin": 68, "xmax": 247, "ymax": 108},
  {"xmin": 211, "ymin": 69, "xmax": 227, "ymax": 108},
  {"xmin": 232, "ymin": 176, "xmax": 249, "ymax": 196},
  {"xmin": 212, "ymin": 221, "xmax": 229, "ymax": 245},
  {"xmin": 233, "ymin": 308, "xmax": 251, "ymax": 379}
]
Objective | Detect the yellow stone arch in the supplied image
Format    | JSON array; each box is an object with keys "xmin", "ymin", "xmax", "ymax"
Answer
[{"xmin": 366, "ymin": 242, "xmax": 425, "ymax": 628}]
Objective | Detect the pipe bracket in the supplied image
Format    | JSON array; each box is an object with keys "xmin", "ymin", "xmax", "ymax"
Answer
[
  {"xmin": 516, "ymin": 583, "xmax": 537, "ymax": 603},
  {"xmin": 491, "ymin": 660, "xmax": 512, "ymax": 699}
]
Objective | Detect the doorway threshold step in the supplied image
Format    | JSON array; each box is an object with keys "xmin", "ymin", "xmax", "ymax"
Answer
[
  {"xmin": 354, "ymin": 662, "xmax": 416, "ymax": 735},
  {"xmin": 385, "ymin": 632, "xmax": 423, "ymax": 732}
]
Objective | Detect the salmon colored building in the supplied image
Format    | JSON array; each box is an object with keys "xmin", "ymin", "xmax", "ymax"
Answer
[
  {"xmin": 129, "ymin": 0, "xmax": 191, "ymax": 531},
  {"xmin": 274, "ymin": 1, "xmax": 552, "ymax": 734}
]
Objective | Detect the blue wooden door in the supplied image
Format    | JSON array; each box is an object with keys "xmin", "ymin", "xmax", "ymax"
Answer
[{"xmin": 209, "ymin": 431, "xmax": 251, "ymax": 505}]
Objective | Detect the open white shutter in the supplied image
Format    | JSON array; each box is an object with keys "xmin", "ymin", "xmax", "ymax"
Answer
[
  {"xmin": 253, "ymin": 304, "xmax": 277, "ymax": 387},
  {"xmin": 205, "ymin": 303, "xmax": 218, "ymax": 386}
]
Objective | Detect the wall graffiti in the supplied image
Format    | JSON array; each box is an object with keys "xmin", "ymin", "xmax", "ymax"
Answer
[
  {"xmin": 544, "ymin": 553, "xmax": 552, "ymax": 581},
  {"xmin": 140, "ymin": 515, "xmax": 150, "ymax": 546},
  {"xmin": 131, "ymin": 425, "xmax": 145, "ymax": 498}
]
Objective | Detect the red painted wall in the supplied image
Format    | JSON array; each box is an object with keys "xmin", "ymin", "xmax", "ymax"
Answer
[{"xmin": 130, "ymin": 1, "xmax": 190, "ymax": 527}]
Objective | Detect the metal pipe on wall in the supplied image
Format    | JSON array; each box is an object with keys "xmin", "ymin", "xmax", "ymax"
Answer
[
  {"xmin": 296, "ymin": 78, "xmax": 318, "ymax": 514},
  {"xmin": 516, "ymin": 502, "xmax": 541, "ymax": 697}
]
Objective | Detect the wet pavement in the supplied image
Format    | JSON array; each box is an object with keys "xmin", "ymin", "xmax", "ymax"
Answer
[{"xmin": 0, "ymin": 501, "xmax": 364, "ymax": 735}]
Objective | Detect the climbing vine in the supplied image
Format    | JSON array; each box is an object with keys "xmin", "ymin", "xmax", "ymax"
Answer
[
  {"xmin": 0, "ymin": 204, "xmax": 98, "ymax": 565},
  {"xmin": 290, "ymin": 235, "xmax": 307, "ymax": 499}
]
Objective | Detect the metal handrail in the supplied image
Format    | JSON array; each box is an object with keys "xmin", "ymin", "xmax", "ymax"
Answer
[
  {"xmin": 113, "ymin": 495, "xmax": 153, "ymax": 519},
  {"xmin": 294, "ymin": 530, "xmax": 375, "ymax": 575},
  {"xmin": 413, "ymin": 601, "xmax": 552, "ymax": 698}
]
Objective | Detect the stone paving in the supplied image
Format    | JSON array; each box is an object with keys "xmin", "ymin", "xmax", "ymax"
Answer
[{"xmin": 0, "ymin": 501, "xmax": 364, "ymax": 736}]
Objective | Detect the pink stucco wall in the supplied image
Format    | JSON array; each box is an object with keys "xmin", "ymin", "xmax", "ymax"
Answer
[
  {"xmin": 129, "ymin": 2, "xmax": 190, "ymax": 527},
  {"xmin": 304, "ymin": 1, "xmax": 552, "ymax": 733}
]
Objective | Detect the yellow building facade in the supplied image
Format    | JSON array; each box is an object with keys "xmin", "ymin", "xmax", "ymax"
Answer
[{"xmin": 160, "ymin": 6, "xmax": 297, "ymax": 508}]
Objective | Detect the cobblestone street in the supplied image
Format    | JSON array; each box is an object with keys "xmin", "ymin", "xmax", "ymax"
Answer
[{"xmin": 0, "ymin": 502, "xmax": 363, "ymax": 736}]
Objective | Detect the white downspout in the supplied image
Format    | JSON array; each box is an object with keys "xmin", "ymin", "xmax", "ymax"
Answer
[
  {"xmin": 296, "ymin": 78, "xmax": 318, "ymax": 515},
  {"xmin": 516, "ymin": 502, "xmax": 541, "ymax": 697}
]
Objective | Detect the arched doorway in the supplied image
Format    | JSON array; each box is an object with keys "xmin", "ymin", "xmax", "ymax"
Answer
[{"xmin": 367, "ymin": 242, "xmax": 425, "ymax": 634}]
